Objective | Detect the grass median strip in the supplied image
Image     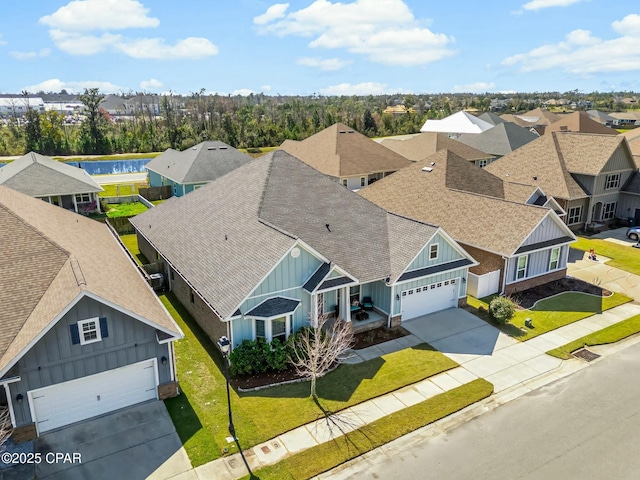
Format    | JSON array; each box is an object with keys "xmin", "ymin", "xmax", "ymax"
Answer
[
  {"xmin": 243, "ymin": 378, "xmax": 493, "ymax": 480},
  {"xmin": 547, "ymin": 314, "xmax": 640, "ymax": 359}
]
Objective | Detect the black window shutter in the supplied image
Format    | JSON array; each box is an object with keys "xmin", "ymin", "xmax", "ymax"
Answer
[
  {"xmin": 99, "ymin": 317, "xmax": 109, "ymax": 338},
  {"xmin": 70, "ymin": 324, "xmax": 80, "ymax": 345}
]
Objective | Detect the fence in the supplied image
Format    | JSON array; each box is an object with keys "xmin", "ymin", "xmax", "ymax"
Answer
[
  {"xmin": 106, "ymin": 216, "xmax": 136, "ymax": 235},
  {"xmin": 139, "ymin": 186, "xmax": 172, "ymax": 201}
]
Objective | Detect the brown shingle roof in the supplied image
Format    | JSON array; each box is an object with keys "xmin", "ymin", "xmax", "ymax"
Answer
[
  {"xmin": 278, "ymin": 123, "xmax": 412, "ymax": 177},
  {"xmin": 0, "ymin": 186, "xmax": 182, "ymax": 374},
  {"xmin": 484, "ymin": 133, "xmax": 594, "ymax": 200},
  {"xmin": 359, "ymin": 150, "xmax": 554, "ymax": 256},
  {"xmin": 379, "ymin": 132, "xmax": 493, "ymax": 162},
  {"xmin": 544, "ymin": 112, "xmax": 618, "ymax": 136}
]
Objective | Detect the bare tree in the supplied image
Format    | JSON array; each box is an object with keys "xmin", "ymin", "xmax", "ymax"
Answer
[
  {"xmin": 290, "ymin": 313, "xmax": 354, "ymax": 400},
  {"xmin": 0, "ymin": 406, "xmax": 12, "ymax": 451}
]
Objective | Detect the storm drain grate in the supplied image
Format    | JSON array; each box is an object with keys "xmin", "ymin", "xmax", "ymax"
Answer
[{"xmin": 573, "ymin": 348, "xmax": 601, "ymax": 362}]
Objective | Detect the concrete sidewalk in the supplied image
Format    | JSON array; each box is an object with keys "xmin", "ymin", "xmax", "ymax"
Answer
[{"xmin": 162, "ymin": 301, "xmax": 640, "ymax": 480}]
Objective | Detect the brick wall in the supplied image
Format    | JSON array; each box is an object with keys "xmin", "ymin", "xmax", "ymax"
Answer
[
  {"xmin": 390, "ymin": 315, "xmax": 402, "ymax": 327},
  {"xmin": 505, "ymin": 268, "xmax": 567, "ymax": 295},
  {"xmin": 136, "ymin": 232, "xmax": 156, "ymax": 265},
  {"xmin": 461, "ymin": 243, "xmax": 505, "ymax": 280},
  {"xmin": 458, "ymin": 297, "xmax": 468, "ymax": 307},
  {"xmin": 170, "ymin": 268, "xmax": 228, "ymax": 344}
]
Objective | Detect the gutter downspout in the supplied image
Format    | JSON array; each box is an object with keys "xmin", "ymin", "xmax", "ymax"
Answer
[{"xmin": 500, "ymin": 257, "xmax": 508, "ymax": 295}]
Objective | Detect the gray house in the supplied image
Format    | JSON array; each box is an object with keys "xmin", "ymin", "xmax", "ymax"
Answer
[
  {"xmin": 0, "ymin": 152, "xmax": 103, "ymax": 214},
  {"xmin": 0, "ymin": 186, "xmax": 183, "ymax": 441}
]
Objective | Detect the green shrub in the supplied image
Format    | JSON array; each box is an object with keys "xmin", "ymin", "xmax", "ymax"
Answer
[
  {"xmin": 246, "ymin": 147, "xmax": 262, "ymax": 154},
  {"xmin": 489, "ymin": 296, "xmax": 516, "ymax": 324},
  {"xmin": 267, "ymin": 338, "xmax": 291, "ymax": 371},
  {"xmin": 229, "ymin": 337, "xmax": 295, "ymax": 376}
]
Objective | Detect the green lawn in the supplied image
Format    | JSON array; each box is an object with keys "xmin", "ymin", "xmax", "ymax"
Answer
[
  {"xmin": 105, "ymin": 202, "xmax": 148, "ymax": 218},
  {"xmin": 119, "ymin": 234, "xmax": 148, "ymax": 265},
  {"xmin": 547, "ymin": 314, "xmax": 640, "ymax": 359},
  {"xmin": 99, "ymin": 182, "xmax": 148, "ymax": 197},
  {"xmin": 245, "ymin": 378, "xmax": 493, "ymax": 480},
  {"xmin": 467, "ymin": 291, "xmax": 632, "ymax": 340},
  {"xmin": 161, "ymin": 293, "xmax": 459, "ymax": 467},
  {"xmin": 572, "ymin": 236, "xmax": 640, "ymax": 276}
]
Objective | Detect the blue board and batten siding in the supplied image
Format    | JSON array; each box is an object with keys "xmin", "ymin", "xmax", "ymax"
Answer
[
  {"xmin": 5, "ymin": 296, "xmax": 171, "ymax": 427},
  {"xmin": 361, "ymin": 281, "xmax": 391, "ymax": 314},
  {"xmin": 406, "ymin": 233, "xmax": 464, "ymax": 271},
  {"xmin": 232, "ymin": 245, "xmax": 322, "ymax": 346},
  {"xmin": 147, "ymin": 170, "xmax": 205, "ymax": 197}
]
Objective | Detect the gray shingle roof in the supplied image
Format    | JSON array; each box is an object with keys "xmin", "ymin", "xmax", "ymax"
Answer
[
  {"xmin": 0, "ymin": 152, "xmax": 103, "ymax": 197},
  {"xmin": 380, "ymin": 132, "xmax": 493, "ymax": 162},
  {"xmin": 145, "ymin": 141, "xmax": 252, "ymax": 184},
  {"xmin": 478, "ymin": 112, "xmax": 506, "ymax": 126},
  {"xmin": 303, "ymin": 262, "xmax": 331, "ymax": 292},
  {"xmin": 246, "ymin": 297, "xmax": 301, "ymax": 318},
  {"xmin": 132, "ymin": 150, "xmax": 443, "ymax": 319},
  {"xmin": 457, "ymin": 122, "xmax": 539, "ymax": 157}
]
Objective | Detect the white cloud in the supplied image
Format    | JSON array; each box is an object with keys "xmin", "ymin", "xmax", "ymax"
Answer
[
  {"xmin": 452, "ymin": 82, "xmax": 496, "ymax": 93},
  {"xmin": 23, "ymin": 78, "xmax": 123, "ymax": 93},
  {"xmin": 9, "ymin": 49, "xmax": 51, "ymax": 61},
  {"xmin": 140, "ymin": 78, "xmax": 163, "ymax": 90},
  {"xmin": 231, "ymin": 89, "xmax": 255, "ymax": 96},
  {"xmin": 0, "ymin": 34, "xmax": 6, "ymax": 46},
  {"xmin": 40, "ymin": 0, "xmax": 217, "ymax": 60},
  {"xmin": 260, "ymin": 85, "xmax": 272, "ymax": 92},
  {"xmin": 320, "ymin": 82, "xmax": 402, "ymax": 95},
  {"xmin": 522, "ymin": 0, "xmax": 585, "ymax": 11},
  {"xmin": 502, "ymin": 15, "xmax": 640, "ymax": 74},
  {"xmin": 253, "ymin": 3, "xmax": 289, "ymax": 25},
  {"xmin": 40, "ymin": 0, "xmax": 159, "ymax": 31},
  {"xmin": 115, "ymin": 37, "xmax": 218, "ymax": 59},
  {"xmin": 297, "ymin": 57, "xmax": 350, "ymax": 71},
  {"xmin": 256, "ymin": 0, "xmax": 455, "ymax": 67}
]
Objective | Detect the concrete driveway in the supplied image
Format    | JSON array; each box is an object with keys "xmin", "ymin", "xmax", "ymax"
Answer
[
  {"xmin": 567, "ymin": 228, "xmax": 640, "ymax": 299},
  {"xmin": 35, "ymin": 401, "xmax": 191, "ymax": 480}
]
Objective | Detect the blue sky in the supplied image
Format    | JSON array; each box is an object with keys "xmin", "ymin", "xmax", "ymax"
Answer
[{"xmin": 1, "ymin": 0, "xmax": 639, "ymax": 96}]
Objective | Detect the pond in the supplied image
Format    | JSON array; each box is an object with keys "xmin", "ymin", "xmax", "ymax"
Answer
[{"xmin": 0, "ymin": 158, "xmax": 152, "ymax": 174}]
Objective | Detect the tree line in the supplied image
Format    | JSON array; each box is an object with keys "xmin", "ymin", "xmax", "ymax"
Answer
[{"xmin": 0, "ymin": 88, "xmax": 637, "ymax": 157}]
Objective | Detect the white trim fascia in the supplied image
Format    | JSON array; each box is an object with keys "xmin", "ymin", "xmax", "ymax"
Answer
[
  {"xmin": 315, "ymin": 280, "xmax": 360, "ymax": 294},
  {"xmin": 168, "ymin": 341, "xmax": 176, "ymax": 383},
  {"xmin": 393, "ymin": 264, "xmax": 474, "ymax": 286},
  {"xmin": 524, "ymin": 186, "xmax": 546, "ymax": 205},
  {"xmin": 544, "ymin": 197, "xmax": 566, "ymax": 215},
  {"xmin": 4, "ymin": 384, "xmax": 16, "ymax": 428},
  {"xmin": 310, "ymin": 264, "xmax": 359, "ymax": 294},
  {"xmin": 247, "ymin": 285, "xmax": 306, "ymax": 301},
  {"xmin": 510, "ymin": 240, "xmax": 574, "ymax": 257},
  {"xmin": 435, "ymin": 227, "xmax": 480, "ymax": 263}
]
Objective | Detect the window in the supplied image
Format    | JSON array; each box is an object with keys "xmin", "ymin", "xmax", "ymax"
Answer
[
  {"xmin": 360, "ymin": 177, "xmax": 366, "ymax": 187},
  {"xmin": 568, "ymin": 206, "xmax": 582, "ymax": 225},
  {"xmin": 272, "ymin": 317, "xmax": 287, "ymax": 342},
  {"xmin": 78, "ymin": 318, "xmax": 101, "ymax": 345},
  {"xmin": 605, "ymin": 173, "xmax": 620, "ymax": 190},
  {"xmin": 255, "ymin": 319, "xmax": 266, "ymax": 339},
  {"xmin": 342, "ymin": 179, "xmax": 348, "ymax": 187},
  {"xmin": 415, "ymin": 287, "xmax": 421, "ymax": 293},
  {"xmin": 602, "ymin": 202, "xmax": 617, "ymax": 220},
  {"xmin": 478, "ymin": 159, "xmax": 488, "ymax": 168},
  {"xmin": 549, "ymin": 247, "xmax": 560, "ymax": 270},
  {"xmin": 429, "ymin": 243, "xmax": 439, "ymax": 260},
  {"xmin": 516, "ymin": 255, "xmax": 528, "ymax": 280},
  {"xmin": 75, "ymin": 193, "xmax": 91, "ymax": 203}
]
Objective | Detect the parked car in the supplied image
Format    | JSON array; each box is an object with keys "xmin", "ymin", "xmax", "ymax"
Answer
[{"xmin": 626, "ymin": 226, "xmax": 640, "ymax": 241}]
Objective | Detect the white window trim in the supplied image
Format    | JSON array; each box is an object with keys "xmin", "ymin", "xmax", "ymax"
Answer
[
  {"xmin": 429, "ymin": 243, "xmax": 439, "ymax": 260},
  {"xmin": 516, "ymin": 255, "xmax": 528, "ymax": 280},
  {"xmin": 74, "ymin": 193, "xmax": 91, "ymax": 203},
  {"xmin": 360, "ymin": 177, "xmax": 366, "ymax": 187},
  {"xmin": 602, "ymin": 202, "xmax": 616, "ymax": 220},
  {"xmin": 341, "ymin": 179, "xmax": 348, "ymax": 187},
  {"xmin": 253, "ymin": 315, "xmax": 291, "ymax": 342},
  {"xmin": 78, "ymin": 317, "xmax": 102, "ymax": 345},
  {"xmin": 605, "ymin": 173, "xmax": 620, "ymax": 190},
  {"xmin": 568, "ymin": 206, "xmax": 582, "ymax": 225},
  {"xmin": 549, "ymin": 247, "xmax": 560, "ymax": 271}
]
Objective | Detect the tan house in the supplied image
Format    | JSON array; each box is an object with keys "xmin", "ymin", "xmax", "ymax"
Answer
[
  {"xmin": 279, "ymin": 123, "xmax": 413, "ymax": 190},
  {"xmin": 485, "ymin": 132, "xmax": 639, "ymax": 229},
  {"xmin": 359, "ymin": 150, "xmax": 575, "ymax": 297},
  {"xmin": 544, "ymin": 111, "xmax": 617, "ymax": 136},
  {"xmin": 379, "ymin": 132, "xmax": 495, "ymax": 167}
]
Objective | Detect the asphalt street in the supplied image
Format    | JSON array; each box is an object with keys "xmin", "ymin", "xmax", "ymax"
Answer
[{"xmin": 328, "ymin": 341, "xmax": 640, "ymax": 480}]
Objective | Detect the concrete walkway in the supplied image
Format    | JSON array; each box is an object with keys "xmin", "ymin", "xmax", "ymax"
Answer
[{"xmin": 158, "ymin": 300, "xmax": 640, "ymax": 480}]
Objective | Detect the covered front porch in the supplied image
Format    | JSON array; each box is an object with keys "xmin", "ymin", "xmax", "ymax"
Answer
[{"xmin": 39, "ymin": 192, "xmax": 101, "ymax": 214}]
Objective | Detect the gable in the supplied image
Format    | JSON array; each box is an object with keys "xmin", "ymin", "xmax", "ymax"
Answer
[
  {"xmin": 406, "ymin": 232, "xmax": 466, "ymax": 272},
  {"xmin": 517, "ymin": 213, "xmax": 575, "ymax": 253},
  {"xmin": 601, "ymin": 143, "xmax": 635, "ymax": 173}
]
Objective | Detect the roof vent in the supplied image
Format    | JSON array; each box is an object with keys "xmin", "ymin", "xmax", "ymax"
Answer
[
  {"xmin": 339, "ymin": 130, "xmax": 346, "ymax": 134},
  {"xmin": 430, "ymin": 162, "xmax": 436, "ymax": 166},
  {"xmin": 422, "ymin": 167, "xmax": 433, "ymax": 172},
  {"xmin": 207, "ymin": 147, "xmax": 216, "ymax": 150},
  {"xmin": 533, "ymin": 175, "xmax": 537, "ymax": 180},
  {"xmin": 219, "ymin": 146, "xmax": 227, "ymax": 149},
  {"xmin": 348, "ymin": 130, "xmax": 354, "ymax": 133},
  {"xmin": 325, "ymin": 223, "xmax": 331, "ymax": 232}
]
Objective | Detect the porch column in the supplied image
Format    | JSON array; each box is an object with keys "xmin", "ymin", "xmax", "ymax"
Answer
[
  {"xmin": 311, "ymin": 293, "xmax": 319, "ymax": 327},
  {"xmin": 340, "ymin": 286, "xmax": 351, "ymax": 322},
  {"xmin": 72, "ymin": 194, "xmax": 78, "ymax": 213},
  {"xmin": 585, "ymin": 198, "xmax": 593, "ymax": 225},
  {"xmin": 95, "ymin": 193, "xmax": 101, "ymax": 213}
]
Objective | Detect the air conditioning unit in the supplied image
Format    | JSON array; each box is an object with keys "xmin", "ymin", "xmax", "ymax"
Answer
[{"xmin": 149, "ymin": 273, "xmax": 165, "ymax": 291}]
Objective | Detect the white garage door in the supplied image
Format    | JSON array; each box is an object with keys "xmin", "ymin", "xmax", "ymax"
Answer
[
  {"xmin": 28, "ymin": 359, "xmax": 158, "ymax": 434},
  {"xmin": 401, "ymin": 278, "xmax": 459, "ymax": 321}
]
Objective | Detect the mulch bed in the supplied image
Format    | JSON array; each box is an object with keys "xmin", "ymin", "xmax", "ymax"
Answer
[
  {"xmin": 352, "ymin": 326, "xmax": 410, "ymax": 350},
  {"xmin": 231, "ymin": 326, "xmax": 410, "ymax": 390},
  {"xmin": 511, "ymin": 277, "xmax": 612, "ymax": 309}
]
